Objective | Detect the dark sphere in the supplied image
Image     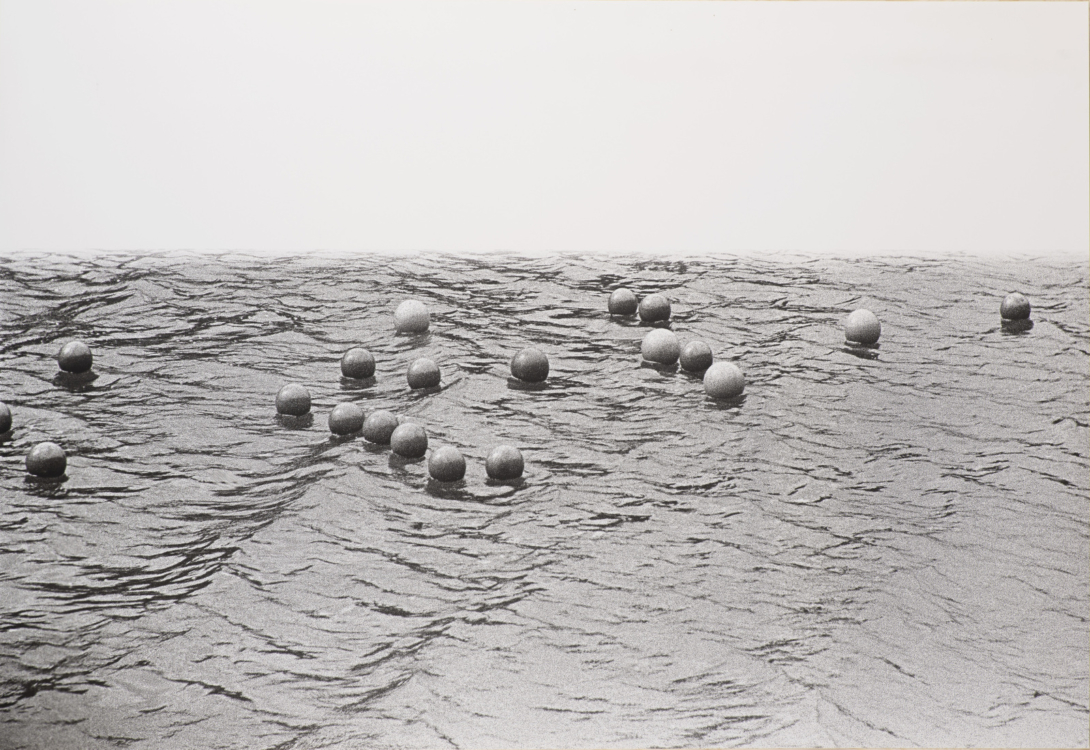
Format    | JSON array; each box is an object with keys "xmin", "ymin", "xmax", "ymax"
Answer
[
  {"xmin": 341, "ymin": 348, "xmax": 375, "ymax": 379},
  {"xmin": 638, "ymin": 294, "xmax": 671, "ymax": 323},
  {"xmin": 608, "ymin": 288, "xmax": 638, "ymax": 316},
  {"xmin": 57, "ymin": 341, "xmax": 93, "ymax": 374},
  {"xmin": 510, "ymin": 348, "xmax": 549, "ymax": 383},
  {"xmin": 428, "ymin": 445, "xmax": 466, "ymax": 482},
  {"xmin": 391, "ymin": 423, "xmax": 428, "ymax": 458},
  {"xmin": 486, "ymin": 445, "xmax": 524, "ymax": 480},
  {"xmin": 1000, "ymin": 293, "xmax": 1031, "ymax": 321},
  {"xmin": 329, "ymin": 402, "xmax": 364, "ymax": 435},
  {"xmin": 406, "ymin": 358, "xmax": 440, "ymax": 389},
  {"xmin": 362, "ymin": 410, "xmax": 399, "ymax": 444},
  {"xmin": 276, "ymin": 384, "xmax": 311, "ymax": 416},
  {"xmin": 680, "ymin": 340, "xmax": 713, "ymax": 372},
  {"xmin": 0, "ymin": 402, "xmax": 10, "ymax": 433},
  {"xmin": 26, "ymin": 441, "xmax": 66, "ymax": 477}
]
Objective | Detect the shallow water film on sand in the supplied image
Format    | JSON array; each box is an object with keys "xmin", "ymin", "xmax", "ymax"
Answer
[{"xmin": 0, "ymin": 253, "xmax": 1087, "ymax": 748}]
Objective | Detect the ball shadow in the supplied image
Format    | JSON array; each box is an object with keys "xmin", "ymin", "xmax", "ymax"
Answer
[
  {"xmin": 506, "ymin": 378, "xmax": 548, "ymax": 392},
  {"xmin": 389, "ymin": 454, "xmax": 425, "ymax": 470},
  {"xmin": 705, "ymin": 394, "xmax": 747, "ymax": 410},
  {"xmin": 485, "ymin": 476, "xmax": 527, "ymax": 489},
  {"xmin": 339, "ymin": 376, "xmax": 377, "ymax": 391},
  {"xmin": 53, "ymin": 371, "xmax": 98, "ymax": 390},
  {"xmin": 426, "ymin": 478, "xmax": 469, "ymax": 497},
  {"xmin": 1001, "ymin": 319, "xmax": 1034, "ymax": 334},
  {"xmin": 394, "ymin": 331, "xmax": 432, "ymax": 348},
  {"xmin": 24, "ymin": 474, "xmax": 69, "ymax": 493},
  {"xmin": 276, "ymin": 413, "xmax": 314, "ymax": 430},
  {"xmin": 639, "ymin": 360, "xmax": 679, "ymax": 376},
  {"xmin": 843, "ymin": 342, "xmax": 880, "ymax": 361}
]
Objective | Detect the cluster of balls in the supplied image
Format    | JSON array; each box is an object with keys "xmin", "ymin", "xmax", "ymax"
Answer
[
  {"xmin": 11, "ymin": 342, "xmax": 92, "ymax": 479},
  {"xmin": 275, "ymin": 300, "xmax": 526, "ymax": 485},
  {"xmin": 6, "ymin": 293, "xmax": 1033, "ymax": 482},
  {"xmin": 609, "ymin": 289, "xmax": 745, "ymax": 399}
]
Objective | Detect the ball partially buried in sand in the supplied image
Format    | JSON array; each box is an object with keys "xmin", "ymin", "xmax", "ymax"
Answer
[
  {"xmin": 844, "ymin": 309, "xmax": 881, "ymax": 346},
  {"xmin": 1000, "ymin": 293, "xmax": 1031, "ymax": 321},
  {"xmin": 486, "ymin": 445, "xmax": 524, "ymax": 480},
  {"xmin": 26, "ymin": 442, "xmax": 66, "ymax": 478},
  {"xmin": 510, "ymin": 348, "xmax": 549, "ymax": 383},
  {"xmin": 704, "ymin": 362, "xmax": 745, "ymax": 400},
  {"xmin": 0, "ymin": 402, "xmax": 11, "ymax": 433},
  {"xmin": 391, "ymin": 423, "xmax": 428, "ymax": 458},
  {"xmin": 328, "ymin": 402, "xmax": 364, "ymax": 435},
  {"xmin": 680, "ymin": 340, "xmax": 713, "ymax": 372},
  {"xmin": 638, "ymin": 294, "xmax": 671, "ymax": 323},
  {"xmin": 641, "ymin": 329, "xmax": 680, "ymax": 365},
  {"xmin": 608, "ymin": 288, "xmax": 638, "ymax": 316},
  {"xmin": 340, "ymin": 348, "xmax": 375, "ymax": 379},
  {"xmin": 57, "ymin": 341, "xmax": 93, "ymax": 374},
  {"xmin": 362, "ymin": 410, "xmax": 398, "ymax": 444},
  {"xmin": 429, "ymin": 445, "xmax": 466, "ymax": 482},
  {"xmin": 394, "ymin": 300, "xmax": 430, "ymax": 334},
  {"xmin": 406, "ymin": 358, "xmax": 440, "ymax": 389},
  {"xmin": 276, "ymin": 384, "xmax": 311, "ymax": 416}
]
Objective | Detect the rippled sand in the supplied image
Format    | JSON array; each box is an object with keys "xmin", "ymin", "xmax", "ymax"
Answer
[{"xmin": 0, "ymin": 253, "xmax": 1086, "ymax": 748}]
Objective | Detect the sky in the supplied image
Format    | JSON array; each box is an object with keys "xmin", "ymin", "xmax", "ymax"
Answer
[{"xmin": 0, "ymin": 0, "xmax": 1086, "ymax": 256}]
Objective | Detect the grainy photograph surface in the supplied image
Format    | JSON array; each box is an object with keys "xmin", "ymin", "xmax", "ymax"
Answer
[
  {"xmin": 0, "ymin": 253, "xmax": 1088, "ymax": 748},
  {"xmin": 1, "ymin": 1, "xmax": 1088, "ymax": 749}
]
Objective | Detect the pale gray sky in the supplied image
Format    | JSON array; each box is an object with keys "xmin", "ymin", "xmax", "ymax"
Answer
[{"xmin": 0, "ymin": 0, "xmax": 1086, "ymax": 255}]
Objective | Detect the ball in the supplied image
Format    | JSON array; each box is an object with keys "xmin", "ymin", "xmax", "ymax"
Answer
[
  {"xmin": 0, "ymin": 402, "xmax": 11, "ymax": 433},
  {"xmin": 26, "ymin": 441, "xmax": 66, "ymax": 478},
  {"xmin": 276, "ymin": 384, "xmax": 311, "ymax": 416},
  {"xmin": 704, "ymin": 361, "xmax": 745, "ymax": 400},
  {"xmin": 428, "ymin": 445, "xmax": 466, "ymax": 482},
  {"xmin": 608, "ymin": 288, "xmax": 638, "ymax": 316},
  {"xmin": 406, "ymin": 358, "xmax": 440, "ymax": 389},
  {"xmin": 362, "ymin": 410, "xmax": 399, "ymax": 444},
  {"xmin": 1000, "ymin": 293, "xmax": 1031, "ymax": 321},
  {"xmin": 641, "ymin": 328, "xmax": 680, "ymax": 365},
  {"xmin": 328, "ymin": 402, "xmax": 364, "ymax": 435},
  {"xmin": 638, "ymin": 294, "xmax": 671, "ymax": 323},
  {"xmin": 486, "ymin": 445, "xmax": 524, "ymax": 480},
  {"xmin": 844, "ymin": 309, "xmax": 881, "ymax": 346},
  {"xmin": 57, "ymin": 341, "xmax": 93, "ymax": 374},
  {"xmin": 680, "ymin": 340, "xmax": 713, "ymax": 372},
  {"xmin": 394, "ymin": 300, "xmax": 430, "ymax": 334},
  {"xmin": 510, "ymin": 348, "xmax": 549, "ymax": 383},
  {"xmin": 391, "ymin": 423, "xmax": 428, "ymax": 458},
  {"xmin": 341, "ymin": 348, "xmax": 375, "ymax": 379}
]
